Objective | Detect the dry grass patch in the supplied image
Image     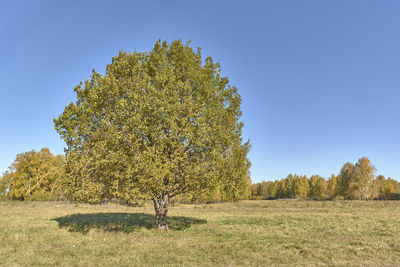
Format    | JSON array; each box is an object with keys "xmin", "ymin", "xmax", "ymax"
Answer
[{"xmin": 1, "ymin": 200, "xmax": 400, "ymax": 266}]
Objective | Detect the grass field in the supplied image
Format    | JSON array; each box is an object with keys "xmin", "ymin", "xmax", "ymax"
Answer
[{"xmin": 1, "ymin": 200, "xmax": 400, "ymax": 266}]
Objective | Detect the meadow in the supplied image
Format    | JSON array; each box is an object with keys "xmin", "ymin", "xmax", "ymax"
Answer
[{"xmin": 1, "ymin": 200, "xmax": 400, "ymax": 266}]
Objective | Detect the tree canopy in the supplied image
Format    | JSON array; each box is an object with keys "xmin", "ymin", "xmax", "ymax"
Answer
[
  {"xmin": 0, "ymin": 148, "xmax": 64, "ymax": 200},
  {"xmin": 54, "ymin": 40, "xmax": 251, "ymax": 229}
]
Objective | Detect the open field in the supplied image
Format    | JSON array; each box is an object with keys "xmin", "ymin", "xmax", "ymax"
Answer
[{"xmin": 1, "ymin": 200, "xmax": 400, "ymax": 266}]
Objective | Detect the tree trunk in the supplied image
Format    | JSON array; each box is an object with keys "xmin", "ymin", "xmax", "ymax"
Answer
[{"xmin": 153, "ymin": 193, "xmax": 169, "ymax": 230}]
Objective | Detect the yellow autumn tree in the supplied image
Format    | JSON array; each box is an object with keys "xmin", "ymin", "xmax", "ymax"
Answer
[{"xmin": 4, "ymin": 148, "xmax": 64, "ymax": 200}]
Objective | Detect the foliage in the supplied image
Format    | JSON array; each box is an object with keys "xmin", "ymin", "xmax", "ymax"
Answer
[
  {"xmin": 295, "ymin": 175, "xmax": 310, "ymax": 199},
  {"xmin": 308, "ymin": 175, "xmax": 326, "ymax": 199},
  {"xmin": 337, "ymin": 162, "xmax": 356, "ymax": 199},
  {"xmin": 353, "ymin": 157, "xmax": 376, "ymax": 200},
  {"xmin": 217, "ymin": 140, "xmax": 252, "ymax": 201},
  {"xmin": 1, "ymin": 148, "xmax": 64, "ymax": 200},
  {"xmin": 326, "ymin": 174, "xmax": 338, "ymax": 199},
  {"xmin": 251, "ymin": 157, "xmax": 399, "ymax": 201},
  {"xmin": 0, "ymin": 172, "xmax": 10, "ymax": 200},
  {"xmin": 54, "ymin": 39, "xmax": 250, "ymax": 228},
  {"xmin": 376, "ymin": 176, "xmax": 400, "ymax": 200}
]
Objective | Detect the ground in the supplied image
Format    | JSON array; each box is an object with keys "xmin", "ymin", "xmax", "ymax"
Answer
[{"xmin": 1, "ymin": 200, "xmax": 400, "ymax": 266}]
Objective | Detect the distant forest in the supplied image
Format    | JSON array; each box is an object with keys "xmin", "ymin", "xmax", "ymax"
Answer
[
  {"xmin": 251, "ymin": 157, "xmax": 399, "ymax": 201},
  {"xmin": 0, "ymin": 149, "xmax": 398, "ymax": 202}
]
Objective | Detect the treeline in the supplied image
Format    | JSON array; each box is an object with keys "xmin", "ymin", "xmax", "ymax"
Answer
[
  {"xmin": 252, "ymin": 157, "xmax": 400, "ymax": 200},
  {"xmin": 0, "ymin": 148, "xmax": 251, "ymax": 203},
  {"xmin": 1, "ymin": 151, "xmax": 398, "ymax": 203}
]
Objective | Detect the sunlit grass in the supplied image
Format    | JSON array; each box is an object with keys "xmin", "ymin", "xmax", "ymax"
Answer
[{"xmin": 1, "ymin": 200, "xmax": 400, "ymax": 266}]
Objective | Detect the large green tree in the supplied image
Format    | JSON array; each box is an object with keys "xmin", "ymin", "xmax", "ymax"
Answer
[{"xmin": 54, "ymin": 40, "xmax": 250, "ymax": 229}]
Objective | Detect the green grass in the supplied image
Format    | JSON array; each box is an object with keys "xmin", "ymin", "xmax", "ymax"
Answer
[{"xmin": 1, "ymin": 200, "xmax": 400, "ymax": 266}]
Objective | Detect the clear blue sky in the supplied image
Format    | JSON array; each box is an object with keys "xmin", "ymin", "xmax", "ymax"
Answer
[{"xmin": 1, "ymin": 1, "xmax": 399, "ymax": 182}]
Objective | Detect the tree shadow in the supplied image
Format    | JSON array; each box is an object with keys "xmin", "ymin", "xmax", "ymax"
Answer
[{"xmin": 52, "ymin": 212, "xmax": 206, "ymax": 234}]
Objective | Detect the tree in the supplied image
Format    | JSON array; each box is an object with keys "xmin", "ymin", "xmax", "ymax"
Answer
[
  {"xmin": 381, "ymin": 177, "xmax": 400, "ymax": 200},
  {"xmin": 275, "ymin": 180, "xmax": 285, "ymax": 199},
  {"xmin": 337, "ymin": 162, "xmax": 355, "ymax": 199},
  {"xmin": 260, "ymin": 181, "xmax": 277, "ymax": 199},
  {"xmin": 217, "ymin": 140, "xmax": 252, "ymax": 201},
  {"xmin": 284, "ymin": 174, "xmax": 296, "ymax": 198},
  {"xmin": 327, "ymin": 174, "xmax": 338, "ymax": 199},
  {"xmin": 4, "ymin": 149, "xmax": 64, "ymax": 200},
  {"xmin": 191, "ymin": 141, "xmax": 251, "ymax": 203},
  {"xmin": 266, "ymin": 181, "xmax": 278, "ymax": 199},
  {"xmin": 336, "ymin": 158, "xmax": 377, "ymax": 200},
  {"xmin": 309, "ymin": 175, "xmax": 327, "ymax": 199},
  {"xmin": 54, "ymin": 40, "xmax": 250, "ymax": 229},
  {"xmin": 251, "ymin": 183, "xmax": 262, "ymax": 198},
  {"xmin": 294, "ymin": 175, "xmax": 310, "ymax": 199},
  {"xmin": 353, "ymin": 157, "xmax": 376, "ymax": 200},
  {"xmin": 0, "ymin": 172, "xmax": 10, "ymax": 199}
]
